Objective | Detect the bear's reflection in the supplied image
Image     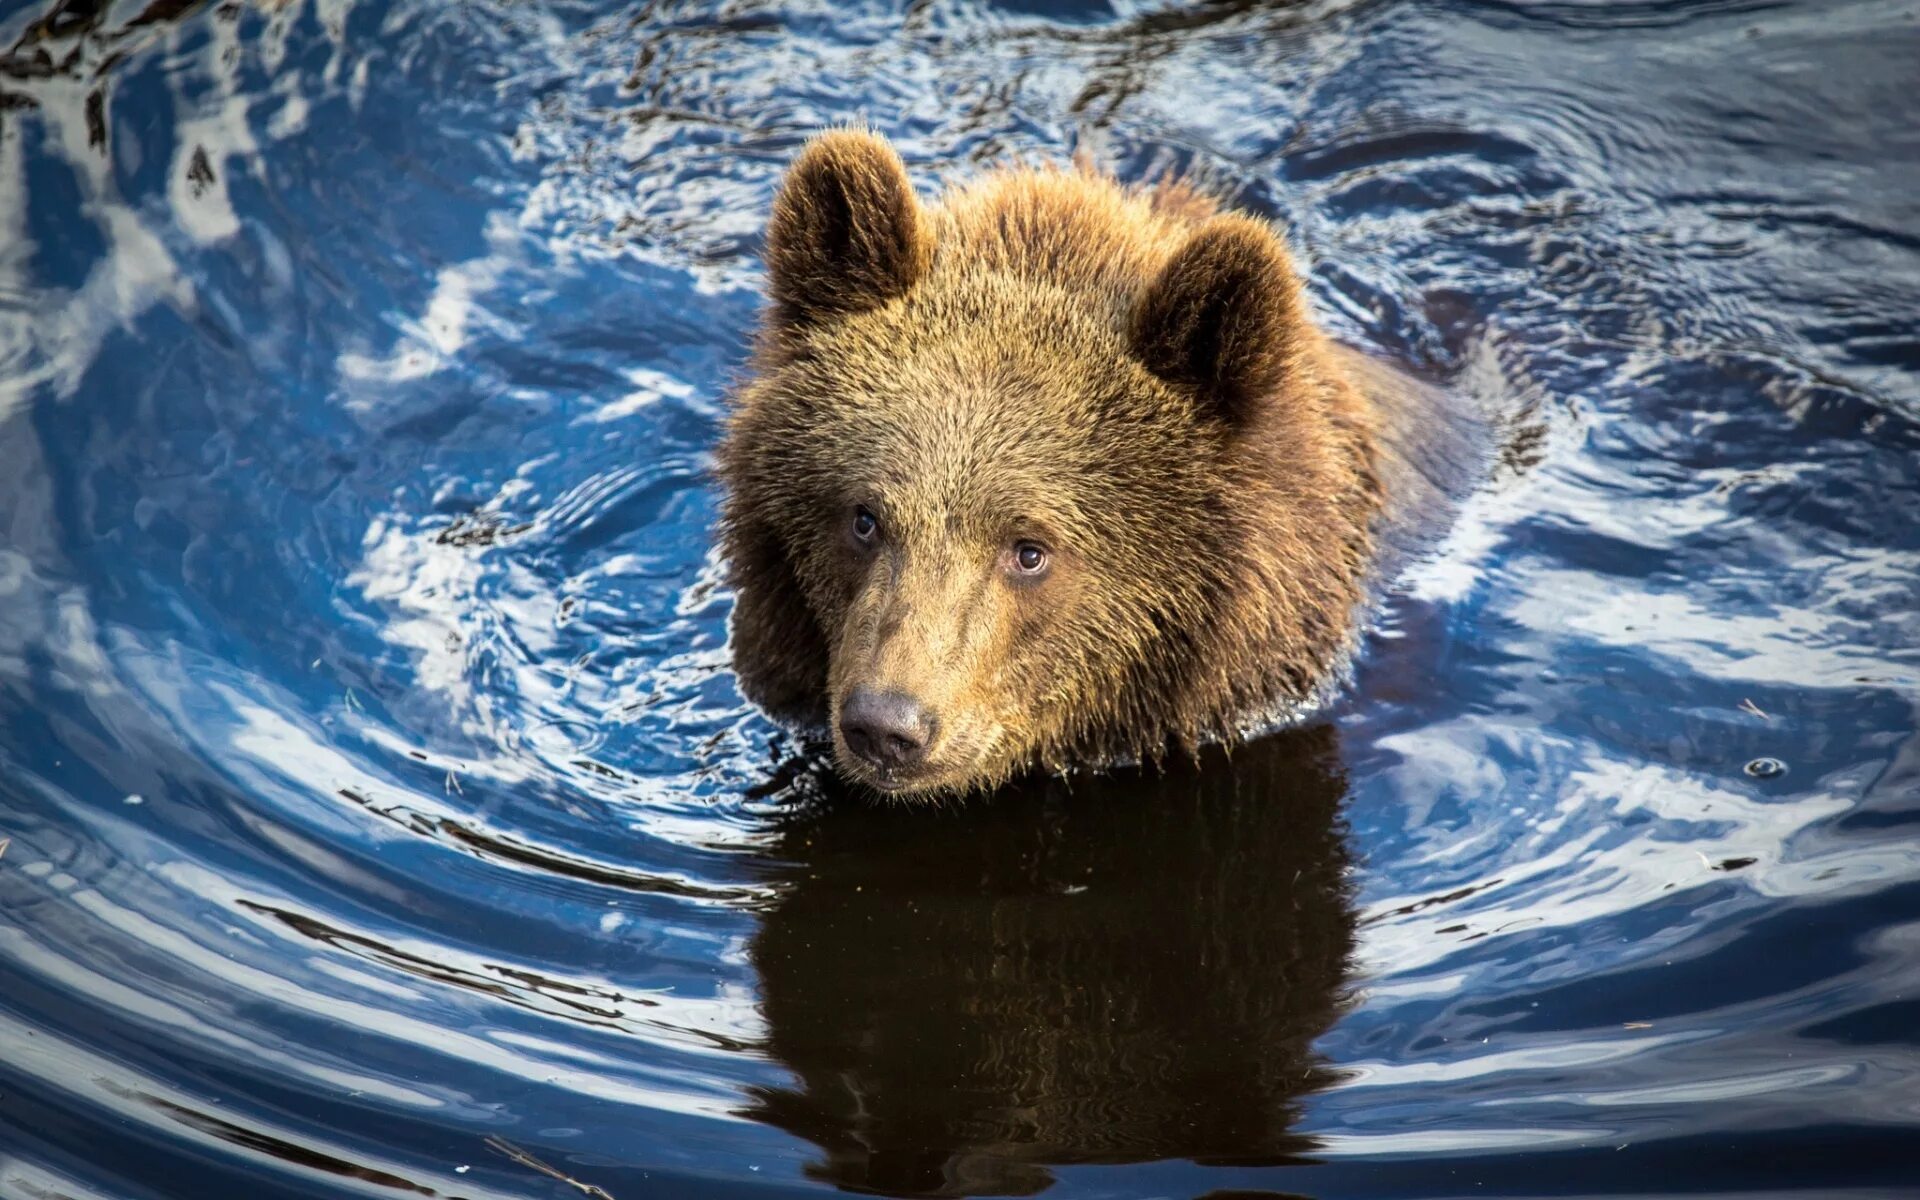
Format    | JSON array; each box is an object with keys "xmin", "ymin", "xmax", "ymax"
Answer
[{"xmin": 746, "ymin": 725, "xmax": 1356, "ymax": 1197}]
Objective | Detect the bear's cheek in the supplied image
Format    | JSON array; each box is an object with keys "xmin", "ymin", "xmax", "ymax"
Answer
[
  {"xmin": 783, "ymin": 521, "xmax": 880, "ymax": 635},
  {"xmin": 963, "ymin": 575, "xmax": 1097, "ymax": 742}
]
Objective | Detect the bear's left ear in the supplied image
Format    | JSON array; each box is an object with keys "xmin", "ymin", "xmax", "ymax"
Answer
[
  {"xmin": 765, "ymin": 129, "xmax": 932, "ymax": 329},
  {"xmin": 1129, "ymin": 215, "xmax": 1305, "ymax": 424}
]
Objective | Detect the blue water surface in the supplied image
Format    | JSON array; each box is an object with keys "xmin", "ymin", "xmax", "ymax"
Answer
[{"xmin": 1, "ymin": 0, "xmax": 1918, "ymax": 1197}]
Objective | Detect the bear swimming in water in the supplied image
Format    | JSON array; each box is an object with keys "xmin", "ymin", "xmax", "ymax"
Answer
[{"xmin": 719, "ymin": 128, "xmax": 1450, "ymax": 798}]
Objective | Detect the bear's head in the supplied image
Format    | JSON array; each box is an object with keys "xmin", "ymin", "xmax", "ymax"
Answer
[{"xmin": 720, "ymin": 129, "xmax": 1364, "ymax": 798}]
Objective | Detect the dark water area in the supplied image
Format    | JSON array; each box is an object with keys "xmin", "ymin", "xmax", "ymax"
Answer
[{"xmin": 2, "ymin": 0, "xmax": 1918, "ymax": 1196}]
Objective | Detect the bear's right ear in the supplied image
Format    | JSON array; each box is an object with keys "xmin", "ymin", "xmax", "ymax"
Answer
[
  {"xmin": 1129, "ymin": 215, "xmax": 1305, "ymax": 425},
  {"xmin": 765, "ymin": 129, "xmax": 932, "ymax": 329}
]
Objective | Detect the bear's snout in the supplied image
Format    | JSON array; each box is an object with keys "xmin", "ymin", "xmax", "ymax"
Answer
[{"xmin": 838, "ymin": 686, "xmax": 939, "ymax": 781}]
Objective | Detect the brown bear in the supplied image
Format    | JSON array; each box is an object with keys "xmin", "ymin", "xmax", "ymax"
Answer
[{"xmin": 719, "ymin": 128, "xmax": 1450, "ymax": 798}]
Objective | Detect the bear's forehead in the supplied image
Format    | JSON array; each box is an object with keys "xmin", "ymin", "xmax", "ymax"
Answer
[
  {"xmin": 864, "ymin": 428, "xmax": 1109, "ymax": 522},
  {"xmin": 801, "ymin": 306, "xmax": 1199, "ymax": 442},
  {"xmin": 765, "ymin": 276, "xmax": 1219, "ymax": 539},
  {"xmin": 812, "ymin": 400, "xmax": 1209, "ymax": 554},
  {"xmin": 824, "ymin": 380, "xmax": 1183, "ymax": 490}
]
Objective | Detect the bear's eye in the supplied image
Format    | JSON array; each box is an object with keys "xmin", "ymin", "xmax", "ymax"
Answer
[
  {"xmin": 1012, "ymin": 541, "xmax": 1049, "ymax": 574},
  {"xmin": 851, "ymin": 506, "xmax": 879, "ymax": 543}
]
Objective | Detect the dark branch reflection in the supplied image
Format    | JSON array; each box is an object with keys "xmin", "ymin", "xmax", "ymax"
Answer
[{"xmin": 747, "ymin": 725, "xmax": 1357, "ymax": 1197}]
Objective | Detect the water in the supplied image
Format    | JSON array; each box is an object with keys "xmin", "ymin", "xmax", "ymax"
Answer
[{"xmin": 1, "ymin": 0, "xmax": 1917, "ymax": 1196}]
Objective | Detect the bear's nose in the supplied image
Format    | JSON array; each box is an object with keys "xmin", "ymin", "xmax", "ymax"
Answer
[{"xmin": 839, "ymin": 688, "xmax": 937, "ymax": 774}]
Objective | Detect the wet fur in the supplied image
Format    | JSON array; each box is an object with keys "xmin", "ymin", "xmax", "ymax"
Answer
[{"xmin": 719, "ymin": 130, "xmax": 1388, "ymax": 797}]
